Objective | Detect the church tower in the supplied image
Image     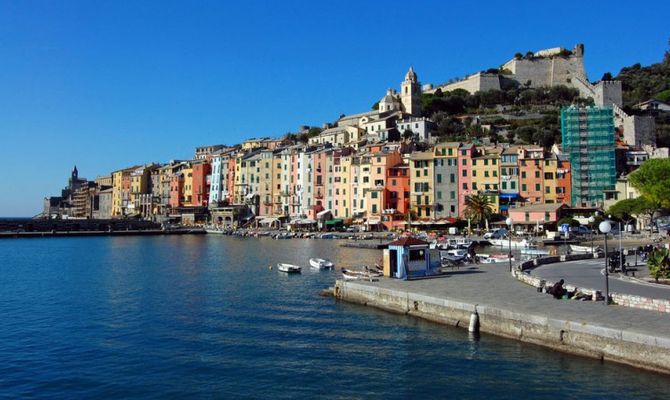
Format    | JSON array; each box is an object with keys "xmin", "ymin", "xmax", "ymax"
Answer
[{"xmin": 400, "ymin": 66, "xmax": 421, "ymax": 116}]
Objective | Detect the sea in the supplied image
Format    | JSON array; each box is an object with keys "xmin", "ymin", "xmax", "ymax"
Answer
[{"xmin": 1, "ymin": 235, "xmax": 668, "ymax": 399}]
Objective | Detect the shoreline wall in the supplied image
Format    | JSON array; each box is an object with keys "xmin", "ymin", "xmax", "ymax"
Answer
[{"xmin": 334, "ymin": 280, "xmax": 670, "ymax": 375}]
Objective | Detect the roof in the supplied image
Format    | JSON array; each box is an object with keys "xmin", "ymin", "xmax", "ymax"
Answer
[
  {"xmin": 389, "ymin": 237, "xmax": 429, "ymax": 247},
  {"xmin": 409, "ymin": 151, "xmax": 433, "ymax": 160},
  {"xmin": 509, "ymin": 203, "xmax": 568, "ymax": 213}
]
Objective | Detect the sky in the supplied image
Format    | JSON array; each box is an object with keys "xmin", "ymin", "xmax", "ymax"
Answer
[{"xmin": 1, "ymin": 0, "xmax": 668, "ymax": 217}]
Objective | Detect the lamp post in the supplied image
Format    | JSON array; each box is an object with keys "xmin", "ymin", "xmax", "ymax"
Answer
[
  {"xmin": 506, "ymin": 217, "xmax": 513, "ymax": 272},
  {"xmin": 599, "ymin": 220, "xmax": 612, "ymax": 305},
  {"xmin": 588, "ymin": 215, "xmax": 595, "ymax": 254}
]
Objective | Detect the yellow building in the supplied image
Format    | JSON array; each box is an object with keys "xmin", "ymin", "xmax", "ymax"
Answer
[
  {"xmin": 333, "ymin": 152, "xmax": 353, "ymax": 218},
  {"xmin": 111, "ymin": 166, "xmax": 136, "ymax": 217},
  {"xmin": 182, "ymin": 167, "xmax": 193, "ymax": 206},
  {"xmin": 258, "ymin": 149, "xmax": 275, "ymax": 216},
  {"xmin": 470, "ymin": 148, "xmax": 501, "ymax": 213},
  {"xmin": 542, "ymin": 153, "xmax": 559, "ymax": 204},
  {"xmin": 409, "ymin": 151, "xmax": 434, "ymax": 218}
]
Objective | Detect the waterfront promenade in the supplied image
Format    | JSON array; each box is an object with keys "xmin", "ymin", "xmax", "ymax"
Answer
[{"xmin": 334, "ymin": 262, "xmax": 670, "ymax": 374}]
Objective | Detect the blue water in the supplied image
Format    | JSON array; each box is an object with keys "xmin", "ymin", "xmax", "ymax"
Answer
[{"xmin": 1, "ymin": 236, "xmax": 668, "ymax": 399}]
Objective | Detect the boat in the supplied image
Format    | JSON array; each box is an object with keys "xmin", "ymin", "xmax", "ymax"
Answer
[
  {"xmin": 480, "ymin": 253, "xmax": 514, "ymax": 264},
  {"xmin": 341, "ymin": 266, "xmax": 382, "ymax": 281},
  {"xmin": 570, "ymin": 244, "xmax": 599, "ymax": 253},
  {"xmin": 309, "ymin": 258, "xmax": 335, "ymax": 269},
  {"xmin": 440, "ymin": 249, "xmax": 469, "ymax": 263},
  {"xmin": 318, "ymin": 233, "xmax": 336, "ymax": 239},
  {"xmin": 277, "ymin": 263, "xmax": 301, "ymax": 273},
  {"xmin": 274, "ymin": 232, "xmax": 292, "ymax": 240},
  {"xmin": 488, "ymin": 238, "xmax": 537, "ymax": 249},
  {"xmin": 205, "ymin": 227, "xmax": 224, "ymax": 234},
  {"xmin": 520, "ymin": 248, "xmax": 550, "ymax": 256}
]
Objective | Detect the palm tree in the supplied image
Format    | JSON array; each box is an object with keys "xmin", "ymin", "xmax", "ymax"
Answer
[
  {"xmin": 464, "ymin": 193, "xmax": 493, "ymax": 231},
  {"xmin": 647, "ymin": 248, "xmax": 670, "ymax": 282}
]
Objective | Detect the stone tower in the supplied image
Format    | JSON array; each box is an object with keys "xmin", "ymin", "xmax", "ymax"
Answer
[{"xmin": 400, "ymin": 66, "xmax": 421, "ymax": 116}]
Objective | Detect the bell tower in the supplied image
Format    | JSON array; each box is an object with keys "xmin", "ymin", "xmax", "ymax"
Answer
[{"xmin": 400, "ymin": 66, "xmax": 421, "ymax": 116}]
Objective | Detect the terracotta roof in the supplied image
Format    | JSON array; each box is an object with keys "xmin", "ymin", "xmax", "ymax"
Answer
[{"xmin": 389, "ymin": 237, "xmax": 429, "ymax": 246}]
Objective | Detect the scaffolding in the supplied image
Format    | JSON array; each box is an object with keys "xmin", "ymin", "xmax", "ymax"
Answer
[{"xmin": 561, "ymin": 106, "xmax": 616, "ymax": 207}]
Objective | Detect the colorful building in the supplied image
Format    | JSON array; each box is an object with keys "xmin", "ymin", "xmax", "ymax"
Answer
[{"xmin": 409, "ymin": 151, "xmax": 434, "ymax": 219}]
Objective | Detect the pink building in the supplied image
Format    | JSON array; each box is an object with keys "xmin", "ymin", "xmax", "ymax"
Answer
[{"xmin": 457, "ymin": 143, "xmax": 476, "ymax": 218}]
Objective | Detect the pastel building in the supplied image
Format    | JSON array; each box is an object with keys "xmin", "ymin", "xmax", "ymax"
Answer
[
  {"xmin": 499, "ymin": 146, "xmax": 520, "ymax": 214},
  {"xmin": 518, "ymin": 146, "xmax": 545, "ymax": 204},
  {"xmin": 432, "ymin": 142, "xmax": 460, "ymax": 218},
  {"xmin": 470, "ymin": 148, "xmax": 501, "ymax": 213},
  {"xmin": 409, "ymin": 151, "xmax": 434, "ymax": 219},
  {"xmin": 457, "ymin": 144, "xmax": 476, "ymax": 218}
]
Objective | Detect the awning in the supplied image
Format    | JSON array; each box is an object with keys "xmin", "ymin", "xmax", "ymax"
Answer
[
  {"xmin": 366, "ymin": 219, "xmax": 381, "ymax": 225},
  {"xmin": 499, "ymin": 193, "xmax": 520, "ymax": 199},
  {"xmin": 297, "ymin": 219, "xmax": 316, "ymax": 225},
  {"xmin": 316, "ymin": 209, "xmax": 332, "ymax": 218},
  {"xmin": 325, "ymin": 218, "xmax": 344, "ymax": 226},
  {"xmin": 259, "ymin": 217, "xmax": 280, "ymax": 225},
  {"xmin": 245, "ymin": 193, "xmax": 256, "ymax": 199}
]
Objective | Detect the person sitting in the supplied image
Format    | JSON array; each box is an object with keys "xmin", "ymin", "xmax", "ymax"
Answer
[{"xmin": 548, "ymin": 279, "xmax": 567, "ymax": 299}]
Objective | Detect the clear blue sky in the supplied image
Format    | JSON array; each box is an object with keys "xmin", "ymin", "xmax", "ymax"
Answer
[{"xmin": 1, "ymin": 0, "xmax": 668, "ymax": 217}]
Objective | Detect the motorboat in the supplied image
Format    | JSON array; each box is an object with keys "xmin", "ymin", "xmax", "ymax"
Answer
[
  {"xmin": 341, "ymin": 266, "xmax": 382, "ymax": 281},
  {"xmin": 318, "ymin": 233, "xmax": 337, "ymax": 239},
  {"xmin": 277, "ymin": 263, "xmax": 302, "ymax": 273},
  {"xmin": 274, "ymin": 232, "xmax": 292, "ymax": 240},
  {"xmin": 488, "ymin": 238, "xmax": 537, "ymax": 249},
  {"xmin": 309, "ymin": 258, "xmax": 335, "ymax": 269},
  {"xmin": 440, "ymin": 249, "xmax": 469, "ymax": 263},
  {"xmin": 570, "ymin": 244, "xmax": 599, "ymax": 253},
  {"xmin": 480, "ymin": 253, "xmax": 514, "ymax": 264},
  {"xmin": 520, "ymin": 248, "xmax": 550, "ymax": 256}
]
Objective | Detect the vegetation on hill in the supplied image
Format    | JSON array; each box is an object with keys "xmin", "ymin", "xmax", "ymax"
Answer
[
  {"xmin": 613, "ymin": 38, "xmax": 670, "ymax": 107},
  {"xmin": 421, "ymin": 85, "xmax": 586, "ymax": 147}
]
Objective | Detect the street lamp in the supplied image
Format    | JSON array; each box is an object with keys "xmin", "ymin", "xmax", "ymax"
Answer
[
  {"xmin": 506, "ymin": 217, "xmax": 513, "ymax": 272},
  {"xmin": 588, "ymin": 215, "xmax": 596, "ymax": 253},
  {"xmin": 599, "ymin": 220, "xmax": 612, "ymax": 305}
]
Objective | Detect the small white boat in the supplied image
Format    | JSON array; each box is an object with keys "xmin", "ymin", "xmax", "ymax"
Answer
[
  {"xmin": 341, "ymin": 267, "xmax": 381, "ymax": 281},
  {"xmin": 277, "ymin": 263, "xmax": 301, "ymax": 273},
  {"xmin": 309, "ymin": 258, "xmax": 335, "ymax": 269},
  {"xmin": 480, "ymin": 254, "xmax": 514, "ymax": 264},
  {"xmin": 520, "ymin": 248, "xmax": 550, "ymax": 256},
  {"xmin": 570, "ymin": 244, "xmax": 598, "ymax": 253},
  {"xmin": 489, "ymin": 238, "xmax": 537, "ymax": 249}
]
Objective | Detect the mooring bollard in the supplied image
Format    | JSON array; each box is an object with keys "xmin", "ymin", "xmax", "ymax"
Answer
[{"xmin": 469, "ymin": 309, "xmax": 480, "ymax": 334}]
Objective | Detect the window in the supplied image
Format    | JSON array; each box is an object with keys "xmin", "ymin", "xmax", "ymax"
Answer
[
  {"xmin": 462, "ymin": 183, "xmax": 468, "ymax": 190},
  {"xmin": 462, "ymin": 159, "xmax": 466, "ymax": 166},
  {"xmin": 472, "ymin": 182, "xmax": 478, "ymax": 190},
  {"xmin": 535, "ymin": 171, "xmax": 540, "ymax": 178},
  {"xmin": 371, "ymin": 191, "xmax": 378, "ymax": 199},
  {"xmin": 484, "ymin": 159, "xmax": 489, "ymax": 166},
  {"xmin": 511, "ymin": 181, "xmax": 516, "ymax": 189},
  {"xmin": 484, "ymin": 171, "xmax": 489, "ymax": 178},
  {"xmin": 521, "ymin": 171, "xmax": 526, "ymax": 179},
  {"xmin": 544, "ymin": 212, "xmax": 550, "ymax": 221},
  {"xmin": 545, "ymin": 186, "xmax": 551, "ymax": 194},
  {"xmin": 437, "ymin": 174, "xmax": 442, "ymax": 183},
  {"xmin": 437, "ymin": 191, "xmax": 442, "ymax": 199},
  {"xmin": 535, "ymin": 184, "xmax": 540, "ymax": 191},
  {"xmin": 472, "ymin": 170, "xmax": 477, "ymax": 177},
  {"xmin": 502, "ymin": 181, "xmax": 507, "ymax": 190},
  {"xmin": 416, "ymin": 170, "xmax": 420, "ymax": 178},
  {"xmin": 473, "ymin": 160, "xmax": 477, "ymax": 166},
  {"xmin": 450, "ymin": 173, "xmax": 455, "ymax": 183},
  {"xmin": 522, "ymin": 184, "xmax": 527, "ymax": 191},
  {"xmin": 462, "ymin": 170, "xmax": 467, "ymax": 177},
  {"xmin": 544, "ymin": 172, "xmax": 554, "ymax": 180}
]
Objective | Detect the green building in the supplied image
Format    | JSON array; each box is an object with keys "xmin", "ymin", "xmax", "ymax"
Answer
[{"xmin": 561, "ymin": 106, "xmax": 616, "ymax": 207}]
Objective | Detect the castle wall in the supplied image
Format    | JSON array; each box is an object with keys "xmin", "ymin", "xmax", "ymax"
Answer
[
  {"xmin": 502, "ymin": 55, "xmax": 585, "ymax": 88},
  {"xmin": 594, "ymin": 81, "xmax": 623, "ymax": 107},
  {"xmin": 427, "ymin": 73, "xmax": 500, "ymax": 95},
  {"xmin": 622, "ymin": 115, "xmax": 656, "ymax": 147}
]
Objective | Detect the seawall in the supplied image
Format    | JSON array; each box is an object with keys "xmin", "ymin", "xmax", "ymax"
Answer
[{"xmin": 334, "ymin": 279, "xmax": 670, "ymax": 374}]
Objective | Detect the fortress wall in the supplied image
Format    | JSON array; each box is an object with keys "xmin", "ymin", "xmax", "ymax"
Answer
[
  {"xmin": 428, "ymin": 73, "xmax": 501, "ymax": 95},
  {"xmin": 504, "ymin": 55, "xmax": 585, "ymax": 88}
]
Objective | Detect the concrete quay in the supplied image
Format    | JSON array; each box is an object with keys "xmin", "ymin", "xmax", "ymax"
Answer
[{"xmin": 334, "ymin": 264, "xmax": 670, "ymax": 374}]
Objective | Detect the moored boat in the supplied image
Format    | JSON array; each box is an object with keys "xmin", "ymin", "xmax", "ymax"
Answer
[
  {"xmin": 309, "ymin": 258, "xmax": 335, "ymax": 269},
  {"xmin": 277, "ymin": 263, "xmax": 301, "ymax": 273},
  {"xmin": 570, "ymin": 244, "xmax": 599, "ymax": 253},
  {"xmin": 520, "ymin": 248, "xmax": 550, "ymax": 256}
]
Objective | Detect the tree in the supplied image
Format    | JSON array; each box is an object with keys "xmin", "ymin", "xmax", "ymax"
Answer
[
  {"xmin": 601, "ymin": 72, "xmax": 613, "ymax": 81},
  {"xmin": 557, "ymin": 217, "xmax": 580, "ymax": 228},
  {"xmin": 402, "ymin": 129, "xmax": 414, "ymax": 141},
  {"xmin": 464, "ymin": 193, "xmax": 493, "ymax": 230},
  {"xmin": 628, "ymin": 159, "xmax": 670, "ymax": 218},
  {"xmin": 607, "ymin": 197, "xmax": 655, "ymax": 227},
  {"xmin": 647, "ymin": 248, "xmax": 670, "ymax": 282},
  {"xmin": 371, "ymin": 101, "xmax": 379, "ymax": 111}
]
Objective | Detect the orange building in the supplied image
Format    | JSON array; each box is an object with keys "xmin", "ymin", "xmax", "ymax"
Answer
[{"xmin": 518, "ymin": 146, "xmax": 545, "ymax": 204}]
